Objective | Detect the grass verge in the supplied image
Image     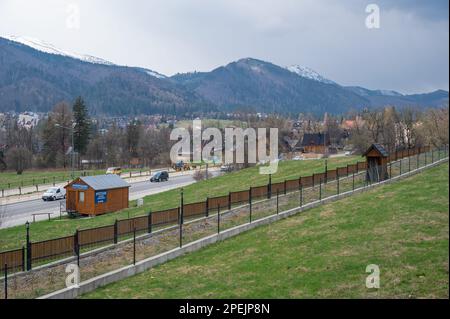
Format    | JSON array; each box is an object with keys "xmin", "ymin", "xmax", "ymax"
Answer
[{"xmin": 82, "ymin": 162, "xmax": 449, "ymax": 299}]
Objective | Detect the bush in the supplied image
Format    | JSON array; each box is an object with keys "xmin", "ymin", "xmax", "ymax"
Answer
[{"xmin": 193, "ymin": 169, "xmax": 213, "ymax": 181}]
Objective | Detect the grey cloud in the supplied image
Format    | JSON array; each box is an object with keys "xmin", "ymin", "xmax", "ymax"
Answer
[{"xmin": 0, "ymin": 0, "xmax": 447, "ymax": 94}]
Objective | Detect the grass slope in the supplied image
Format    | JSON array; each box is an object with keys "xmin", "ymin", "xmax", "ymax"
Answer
[
  {"xmin": 0, "ymin": 168, "xmax": 145, "ymax": 190},
  {"xmin": 82, "ymin": 163, "xmax": 449, "ymax": 299},
  {"xmin": 0, "ymin": 157, "xmax": 358, "ymax": 251}
]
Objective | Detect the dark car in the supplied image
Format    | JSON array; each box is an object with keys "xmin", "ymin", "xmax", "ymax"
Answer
[{"xmin": 150, "ymin": 171, "xmax": 169, "ymax": 182}]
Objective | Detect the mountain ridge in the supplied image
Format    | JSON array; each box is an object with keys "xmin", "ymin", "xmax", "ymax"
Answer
[{"xmin": 0, "ymin": 36, "xmax": 448, "ymax": 115}]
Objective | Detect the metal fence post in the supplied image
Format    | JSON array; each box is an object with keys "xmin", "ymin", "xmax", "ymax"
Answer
[
  {"xmin": 22, "ymin": 246, "xmax": 25, "ymax": 272},
  {"xmin": 389, "ymin": 162, "xmax": 392, "ymax": 179},
  {"xmin": 133, "ymin": 227, "xmax": 136, "ymax": 265},
  {"xmin": 408, "ymin": 153, "xmax": 411, "ymax": 172},
  {"xmin": 337, "ymin": 173, "xmax": 340, "ymax": 196},
  {"xmin": 300, "ymin": 184, "xmax": 303, "ymax": 207},
  {"xmin": 25, "ymin": 222, "xmax": 31, "ymax": 271},
  {"xmin": 179, "ymin": 208, "xmax": 183, "ymax": 248},
  {"xmin": 284, "ymin": 180, "xmax": 287, "ymax": 195},
  {"xmin": 217, "ymin": 204, "xmax": 220, "ymax": 233},
  {"xmin": 319, "ymin": 178, "xmax": 322, "ymax": 201},
  {"xmin": 249, "ymin": 188, "xmax": 252, "ymax": 222},
  {"xmin": 74, "ymin": 229, "xmax": 80, "ymax": 266},
  {"xmin": 268, "ymin": 174, "xmax": 272, "ymax": 199},
  {"xmin": 228, "ymin": 192, "xmax": 231, "ymax": 210},
  {"xmin": 205, "ymin": 197, "xmax": 209, "ymax": 217},
  {"xmin": 352, "ymin": 172, "xmax": 355, "ymax": 190},
  {"xmin": 114, "ymin": 220, "xmax": 118, "ymax": 244},
  {"xmin": 148, "ymin": 211, "xmax": 152, "ymax": 234},
  {"xmin": 276, "ymin": 190, "xmax": 279, "ymax": 215},
  {"xmin": 180, "ymin": 189, "xmax": 184, "ymax": 220},
  {"xmin": 4, "ymin": 263, "xmax": 7, "ymax": 300},
  {"xmin": 400, "ymin": 159, "xmax": 402, "ymax": 175}
]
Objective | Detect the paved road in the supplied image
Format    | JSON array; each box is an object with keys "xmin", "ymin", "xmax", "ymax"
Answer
[{"xmin": 0, "ymin": 172, "xmax": 220, "ymax": 229}]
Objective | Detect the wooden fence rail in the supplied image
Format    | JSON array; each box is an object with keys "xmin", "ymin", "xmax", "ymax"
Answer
[{"xmin": 2, "ymin": 145, "xmax": 440, "ymax": 275}]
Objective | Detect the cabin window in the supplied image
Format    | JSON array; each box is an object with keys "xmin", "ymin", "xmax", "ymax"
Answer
[{"xmin": 79, "ymin": 191, "xmax": 85, "ymax": 203}]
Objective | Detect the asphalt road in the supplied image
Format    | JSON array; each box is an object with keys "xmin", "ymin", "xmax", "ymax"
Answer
[{"xmin": 0, "ymin": 172, "xmax": 220, "ymax": 229}]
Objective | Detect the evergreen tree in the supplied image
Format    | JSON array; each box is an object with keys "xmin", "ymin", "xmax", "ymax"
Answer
[
  {"xmin": 73, "ymin": 96, "xmax": 91, "ymax": 157},
  {"xmin": 41, "ymin": 102, "xmax": 73, "ymax": 168},
  {"xmin": 126, "ymin": 119, "xmax": 142, "ymax": 159}
]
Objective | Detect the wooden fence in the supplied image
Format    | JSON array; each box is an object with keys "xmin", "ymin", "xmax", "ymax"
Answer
[{"xmin": 1, "ymin": 145, "xmax": 440, "ymax": 274}]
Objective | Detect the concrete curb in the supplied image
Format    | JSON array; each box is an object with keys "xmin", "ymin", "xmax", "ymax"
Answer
[{"xmin": 37, "ymin": 157, "xmax": 448, "ymax": 299}]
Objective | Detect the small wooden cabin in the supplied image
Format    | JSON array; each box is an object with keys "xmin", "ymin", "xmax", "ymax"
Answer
[
  {"xmin": 301, "ymin": 133, "xmax": 330, "ymax": 154},
  {"xmin": 65, "ymin": 174, "xmax": 130, "ymax": 216},
  {"xmin": 363, "ymin": 143, "xmax": 389, "ymax": 182}
]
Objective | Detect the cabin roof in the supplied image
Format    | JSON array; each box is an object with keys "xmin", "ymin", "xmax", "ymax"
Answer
[
  {"xmin": 363, "ymin": 143, "xmax": 389, "ymax": 157},
  {"xmin": 78, "ymin": 174, "xmax": 130, "ymax": 190},
  {"xmin": 301, "ymin": 133, "xmax": 330, "ymax": 146}
]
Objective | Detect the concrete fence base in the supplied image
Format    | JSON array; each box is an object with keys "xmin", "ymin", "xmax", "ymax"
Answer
[{"xmin": 37, "ymin": 157, "xmax": 448, "ymax": 299}]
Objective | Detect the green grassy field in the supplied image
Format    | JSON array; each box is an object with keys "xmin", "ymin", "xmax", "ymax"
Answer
[
  {"xmin": 0, "ymin": 168, "xmax": 147, "ymax": 190},
  {"xmin": 175, "ymin": 119, "xmax": 247, "ymax": 129},
  {"xmin": 82, "ymin": 162, "xmax": 449, "ymax": 299},
  {"xmin": 0, "ymin": 156, "xmax": 359, "ymax": 251},
  {"xmin": 0, "ymin": 169, "xmax": 102, "ymax": 189}
]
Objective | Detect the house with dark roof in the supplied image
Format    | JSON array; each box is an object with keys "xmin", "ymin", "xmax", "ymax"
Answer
[
  {"xmin": 65, "ymin": 174, "xmax": 130, "ymax": 216},
  {"xmin": 301, "ymin": 133, "xmax": 331, "ymax": 154}
]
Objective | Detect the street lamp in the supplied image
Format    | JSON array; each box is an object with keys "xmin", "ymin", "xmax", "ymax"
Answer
[{"xmin": 55, "ymin": 123, "xmax": 76, "ymax": 180}]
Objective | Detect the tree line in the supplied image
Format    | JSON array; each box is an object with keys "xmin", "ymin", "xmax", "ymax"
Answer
[
  {"xmin": 0, "ymin": 100, "xmax": 448, "ymax": 175},
  {"xmin": 0, "ymin": 97, "xmax": 176, "ymax": 174}
]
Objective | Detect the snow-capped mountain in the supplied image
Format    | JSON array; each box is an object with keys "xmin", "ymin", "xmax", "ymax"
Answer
[
  {"xmin": 286, "ymin": 65, "xmax": 336, "ymax": 85},
  {"xmin": 0, "ymin": 36, "xmax": 447, "ymax": 115},
  {"xmin": 4, "ymin": 35, "xmax": 115, "ymax": 66},
  {"xmin": 3, "ymin": 35, "xmax": 167, "ymax": 79},
  {"xmin": 0, "ymin": 35, "xmax": 209, "ymax": 115}
]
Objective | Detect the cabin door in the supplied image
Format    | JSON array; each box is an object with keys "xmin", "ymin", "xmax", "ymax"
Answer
[
  {"xmin": 67, "ymin": 190, "xmax": 77, "ymax": 211},
  {"xmin": 367, "ymin": 157, "xmax": 380, "ymax": 183}
]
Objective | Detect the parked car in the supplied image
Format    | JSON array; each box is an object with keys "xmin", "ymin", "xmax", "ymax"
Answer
[
  {"xmin": 220, "ymin": 164, "xmax": 233, "ymax": 172},
  {"xmin": 150, "ymin": 171, "xmax": 169, "ymax": 182},
  {"xmin": 106, "ymin": 167, "xmax": 122, "ymax": 175},
  {"xmin": 42, "ymin": 187, "xmax": 66, "ymax": 201}
]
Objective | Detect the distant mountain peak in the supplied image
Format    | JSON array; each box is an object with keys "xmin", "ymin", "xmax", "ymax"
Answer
[
  {"xmin": 345, "ymin": 86, "xmax": 404, "ymax": 97},
  {"xmin": 286, "ymin": 65, "xmax": 336, "ymax": 85},
  {"xmin": 2, "ymin": 35, "xmax": 166, "ymax": 79},
  {"xmin": 3, "ymin": 35, "xmax": 115, "ymax": 66}
]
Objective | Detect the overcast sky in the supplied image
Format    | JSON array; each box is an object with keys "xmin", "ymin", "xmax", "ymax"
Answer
[{"xmin": 0, "ymin": 0, "xmax": 448, "ymax": 94}]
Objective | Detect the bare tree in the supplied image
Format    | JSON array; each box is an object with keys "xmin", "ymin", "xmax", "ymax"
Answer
[
  {"xmin": 417, "ymin": 107, "xmax": 449, "ymax": 147},
  {"xmin": 5, "ymin": 146, "xmax": 32, "ymax": 174}
]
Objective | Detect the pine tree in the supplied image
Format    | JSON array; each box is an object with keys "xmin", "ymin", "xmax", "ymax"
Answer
[{"xmin": 73, "ymin": 96, "xmax": 91, "ymax": 158}]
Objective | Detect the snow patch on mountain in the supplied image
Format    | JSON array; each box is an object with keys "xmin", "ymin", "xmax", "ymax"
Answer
[
  {"xmin": 144, "ymin": 69, "xmax": 166, "ymax": 79},
  {"xmin": 377, "ymin": 89, "xmax": 403, "ymax": 97},
  {"xmin": 286, "ymin": 65, "xmax": 336, "ymax": 85},
  {"xmin": 4, "ymin": 35, "xmax": 115, "ymax": 66},
  {"xmin": 3, "ymin": 35, "xmax": 168, "ymax": 79}
]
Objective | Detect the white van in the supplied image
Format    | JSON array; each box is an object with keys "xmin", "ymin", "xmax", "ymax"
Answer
[{"xmin": 42, "ymin": 186, "xmax": 66, "ymax": 201}]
